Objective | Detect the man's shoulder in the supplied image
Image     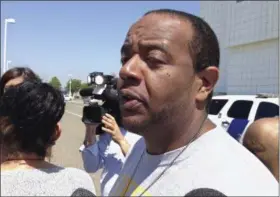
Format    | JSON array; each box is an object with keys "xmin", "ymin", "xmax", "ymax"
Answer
[
  {"xmin": 188, "ymin": 127, "xmax": 278, "ymax": 195},
  {"xmin": 197, "ymin": 127, "xmax": 270, "ymax": 169}
]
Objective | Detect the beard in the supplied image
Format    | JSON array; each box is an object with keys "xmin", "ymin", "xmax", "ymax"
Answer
[{"xmin": 121, "ymin": 98, "xmax": 189, "ymax": 136}]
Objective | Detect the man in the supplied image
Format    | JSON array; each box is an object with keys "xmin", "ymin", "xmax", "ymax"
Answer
[
  {"xmin": 109, "ymin": 9, "xmax": 278, "ymax": 196},
  {"xmin": 243, "ymin": 117, "xmax": 279, "ymax": 181}
]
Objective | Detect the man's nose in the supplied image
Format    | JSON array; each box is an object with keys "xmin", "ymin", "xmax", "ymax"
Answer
[{"xmin": 119, "ymin": 55, "xmax": 142, "ymax": 83}]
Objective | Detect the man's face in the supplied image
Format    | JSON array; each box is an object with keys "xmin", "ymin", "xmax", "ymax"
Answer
[{"xmin": 118, "ymin": 14, "xmax": 199, "ymax": 133}]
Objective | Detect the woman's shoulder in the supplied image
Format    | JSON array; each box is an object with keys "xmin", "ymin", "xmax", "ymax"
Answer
[
  {"xmin": 61, "ymin": 167, "xmax": 92, "ymax": 179},
  {"xmin": 1, "ymin": 167, "xmax": 92, "ymax": 188},
  {"xmin": 53, "ymin": 167, "xmax": 96, "ymax": 195},
  {"xmin": 62, "ymin": 167, "xmax": 89, "ymax": 173},
  {"xmin": 1, "ymin": 167, "xmax": 96, "ymax": 196}
]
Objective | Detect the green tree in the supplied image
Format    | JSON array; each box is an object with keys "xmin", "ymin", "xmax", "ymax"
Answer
[
  {"xmin": 49, "ymin": 76, "xmax": 62, "ymax": 90},
  {"xmin": 66, "ymin": 79, "xmax": 82, "ymax": 94},
  {"xmin": 80, "ymin": 82, "xmax": 91, "ymax": 89}
]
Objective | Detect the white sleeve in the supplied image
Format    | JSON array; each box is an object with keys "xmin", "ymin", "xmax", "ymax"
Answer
[
  {"xmin": 81, "ymin": 133, "xmax": 111, "ymax": 173},
  {"xmin": 81, "ymin": 143, "xmax": 103, "ymax": 173}
]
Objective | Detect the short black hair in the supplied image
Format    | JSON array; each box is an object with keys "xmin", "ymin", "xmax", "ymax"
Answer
[
  {"xmin": 144, "ymin": 9, "xmax": 220, "ymax": 111},
  {"xmin": 0, "ymin": 81, "xmax": 65, "ymax": 158}
]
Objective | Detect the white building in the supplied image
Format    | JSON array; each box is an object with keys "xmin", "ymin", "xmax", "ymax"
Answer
[{"xmin": 200, "ymin": 1, "xmax": 279, "ymax": 95}]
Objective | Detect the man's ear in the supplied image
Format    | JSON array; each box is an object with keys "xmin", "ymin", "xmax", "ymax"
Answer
[
  {"xmin": 53, "ymin": 123, "xmax": 62, "ymax": 142},
  {"xmin": 195, "ymin": 66, "xmax": 219, "ymax": 103}
]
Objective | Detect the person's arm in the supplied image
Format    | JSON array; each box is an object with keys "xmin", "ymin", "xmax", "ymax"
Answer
[
  {"xmin": 116, "ymin": 138, "xmax": 130, "ymax": 157},
  {"xmin": 101, "ymin": 113, "xmax": 131, "ymax": 156},
  {"xmin": 81, "ymin": 124, "xmax": 106, "ymax": 173},
  {"xmin": 84, "ymin": 124, "xmax": 97, "ymax": 146}
]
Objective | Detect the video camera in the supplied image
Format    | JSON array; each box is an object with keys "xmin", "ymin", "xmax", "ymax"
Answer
[{"xmin": 79, "ymin": 72, "xmax": 121, "ymax": 135}]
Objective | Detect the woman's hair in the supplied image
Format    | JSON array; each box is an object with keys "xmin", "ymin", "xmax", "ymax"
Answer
[
  {"xmin": 0, "ymin": 81, "xmax": 65, "ymax": 158},
  {"xmin": 0, "ymin": 67, "xmax": 39, "ymax": 97}
]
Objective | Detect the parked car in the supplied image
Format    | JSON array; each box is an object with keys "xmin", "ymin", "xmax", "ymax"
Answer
[
  {"xmin": 64, "ymin": 95, "xmax": 72, "ymax": 102},
  {"xmin": 208, "ymin": 94, "xmax": 279, "ymax": 132}
]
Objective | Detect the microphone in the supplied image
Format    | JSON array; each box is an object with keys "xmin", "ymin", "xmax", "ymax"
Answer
[
  {"xmin": 185, "ymin": 188, "xmax": 227, "ymax": 196},
  {"xmin": 71, "ymin": 188, "xmax": 96, "ymax": 197},
  {"xmin": 79, "ymin": 88, "xmax": 95, "ymax": 97}
]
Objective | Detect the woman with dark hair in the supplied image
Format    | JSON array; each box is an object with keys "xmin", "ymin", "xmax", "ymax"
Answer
[
  {"xmin": 0, "ymin": 67, "xmax": 39, "ymax": 97},
  {"xmin": 0, "ymin": 81, "xmax": 96, "ymax": 196},
  {"xmin": 0, "ymin": 67, "xmax": 40, "ymax": 163}
]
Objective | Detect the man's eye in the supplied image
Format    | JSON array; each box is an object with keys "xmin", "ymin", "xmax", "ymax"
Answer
[{"xmin": 146, "ymin": 57, "xmax": 165, "ymax": 65}]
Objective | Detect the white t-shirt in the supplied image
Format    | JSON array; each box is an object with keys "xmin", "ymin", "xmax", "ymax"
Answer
[{"xmin": 109, "ymin": 127, "xmax": 278, "ymax": 196}]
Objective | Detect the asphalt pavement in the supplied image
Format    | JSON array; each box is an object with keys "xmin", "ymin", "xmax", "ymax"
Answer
[{"xmin": 50, "ymin": 100, "xmax": 102, "ymax": 195}]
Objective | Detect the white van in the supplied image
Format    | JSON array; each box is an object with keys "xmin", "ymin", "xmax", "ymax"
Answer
[{"xmin": 208, "ymin": 94, "xmax": 279, "ymax": 130}]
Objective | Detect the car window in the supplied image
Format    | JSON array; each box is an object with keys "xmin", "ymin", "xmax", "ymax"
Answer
[
  {"xmin": 227, "ymin": 100, "xmax": 253, "ymax": 119},
  {"xmin": 209, "ymin": 99, "xmax": 228, "ymax": 115},
  {"xmin": 254, "ymin": 102, "xmax": 279, "ymax": 121}
]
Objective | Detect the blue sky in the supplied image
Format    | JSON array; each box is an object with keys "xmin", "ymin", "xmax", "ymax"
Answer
[{"xmin": 1, "ymin": 1, "xmax": 200, "ymax": 86}]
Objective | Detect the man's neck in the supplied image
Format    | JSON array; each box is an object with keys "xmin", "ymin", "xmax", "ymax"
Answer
[{"xmin": 143, "ymin": 112, "xmax": 215, "ymax": 155}]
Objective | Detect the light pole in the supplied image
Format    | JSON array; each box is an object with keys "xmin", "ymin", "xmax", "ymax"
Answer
[
  {"xmin": 68, "ymin": 74, "xmax": 72, "ymax": 97},
  {"xmin": 3, "ymin": 18, "xmax": 16, "ymax": 76},
  {"xmin": 6, "ymin": 60, "xmax": 12, "ymax": 71}
]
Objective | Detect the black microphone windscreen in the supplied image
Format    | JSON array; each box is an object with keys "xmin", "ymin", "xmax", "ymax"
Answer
[
  {"xmin": 80, "ymin": 88, "xmax": 94, "ymax": 97},
  {"xmin": 71, "ymin": 188, "xmax": 96, "ymax": 197},
  {"xmin": 185, "ymin": 188, "xmax": 227, "ymax": 197}
]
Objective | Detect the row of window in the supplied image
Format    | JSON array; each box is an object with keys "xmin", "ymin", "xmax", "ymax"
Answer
[{"xmin": 209, "ymin": 99, "xmax": 279, "ymax": 120}]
